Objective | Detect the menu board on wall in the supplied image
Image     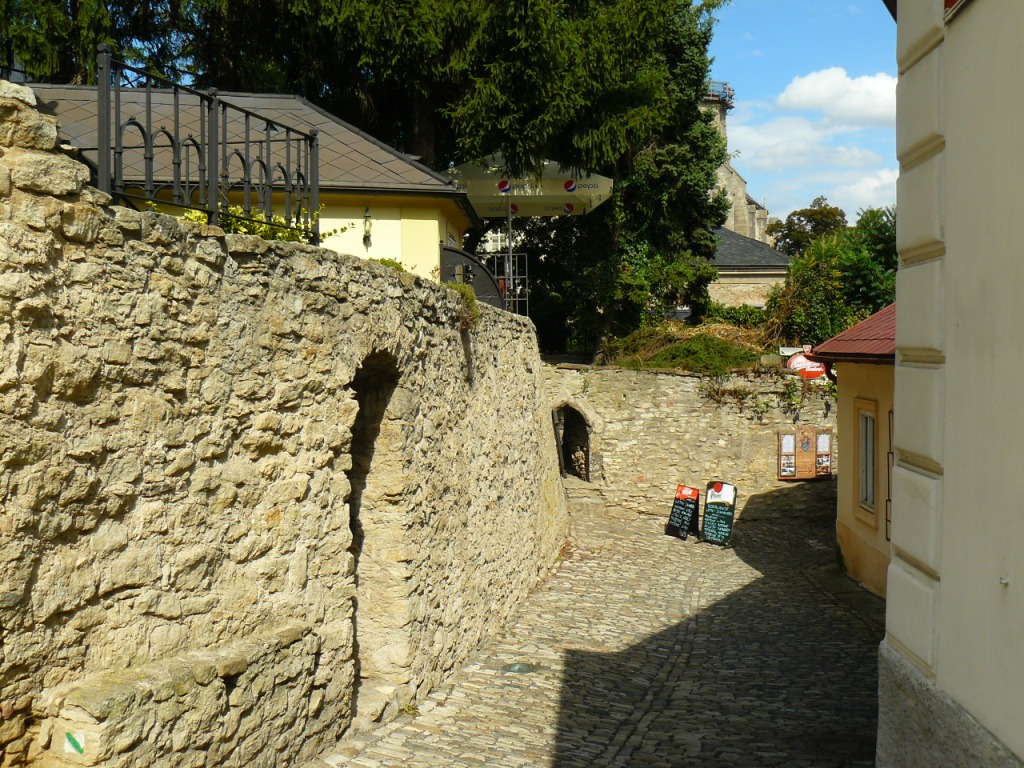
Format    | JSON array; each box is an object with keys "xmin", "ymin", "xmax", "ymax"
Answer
[
  {"xmin": 665, "ymin": 485, "xmax": 700, "ymax": 540},
  {"xmin": 779, "ymin": 427, "xmax": 833, "ymax": 480}
]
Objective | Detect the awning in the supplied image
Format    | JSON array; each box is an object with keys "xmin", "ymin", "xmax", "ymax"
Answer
[{"xmin": 446, "ymin": 155, "xmax": 613, "ymax": 218}]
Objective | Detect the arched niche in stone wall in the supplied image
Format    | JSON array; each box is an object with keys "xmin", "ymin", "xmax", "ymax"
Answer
[
  {"xmin": 553, "ymin": 403, "xmax": 596, "ymax": 483},
  {"xmin": 344, "ymin": 350, "xmax": 410, "ymax": 727}
]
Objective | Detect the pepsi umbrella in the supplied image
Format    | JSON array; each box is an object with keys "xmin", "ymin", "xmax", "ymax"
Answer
[{"xmin": 446, "ymin": 155, "xmax": 613, "ymax": 218}]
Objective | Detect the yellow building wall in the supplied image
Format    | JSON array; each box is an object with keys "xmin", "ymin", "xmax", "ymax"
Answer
[
  {"xmin": 317, "ymin": 195, "xmax": 469, "ymax": 280},
  {"xmin": 401, "ymin": 209, "xmax": 445, "ymax": 279},
  {"xmin": 835, "ymin": 361, "xmax": 894, "ymax": 598}
]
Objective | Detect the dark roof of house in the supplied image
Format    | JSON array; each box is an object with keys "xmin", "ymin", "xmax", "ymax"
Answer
[
  {"xmin": 30, "ymin": 84, "xmax": 463, "ymax": 198},
  {"xmin": 711, "ymin": 227, "xmax": 790, "ymax": 271},
  {"xmin": 811, "ymin": 303, "xmax": 896, "ymax": 364},
  {"xmin": 881, "ymin": 0, "xmax": 896, "ymax": 21}
]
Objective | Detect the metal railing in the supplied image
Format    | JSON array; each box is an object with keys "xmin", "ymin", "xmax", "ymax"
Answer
[
  {"xmin": 96, "ymin": 45, "xmax": 319, "ymax": 243},
  {"xmin": 707, "ymin": 80, "xmax": 735, "ymax": 108}
]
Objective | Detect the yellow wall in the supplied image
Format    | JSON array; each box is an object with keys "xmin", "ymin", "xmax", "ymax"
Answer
[
  {"xmin": 317, "ymin": 195, "xmax": 469, "ymax": 280},
  {"xmin": 834, "ymin": 362, "xmax": 894, "ymax": 597},
  {"xmin": 144, "ymin": 191, "xmax": 470, "ymax": 283}
]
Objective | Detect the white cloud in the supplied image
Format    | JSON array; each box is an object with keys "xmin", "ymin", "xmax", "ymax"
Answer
[
  {"xmin": 777, "ymin": 67, "xmax": 896, "ymax": 127},
  {"xmin": 827, "ymin": 168, "xmax": 898, "ymax": 213},
  {"xmin": 756, "ymin": 168, "xmax": 898, "ymax": 220},
  {"xmin": 729, "ymin": 115, "xmax": 881, "ymax": 173},
  {"xmin": 720, "ymin": 69, "xmax": 897, "ymax": 219}
]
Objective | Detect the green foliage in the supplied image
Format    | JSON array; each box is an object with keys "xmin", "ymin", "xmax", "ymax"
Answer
[
  {"xmin": 766, "ymin": 203, "xmax": 896, "ymax": 345},
  {"xmin": 0, "ymin": 0, "xmax": 201, "ymax": 83},
  {"xmin": 517, "ymin": 3, "xmax": 730, "ymax": 354},
  {"xmin": 0, "ymin": 0, "xmax": 108, "ymax": 83},
  {"xmin": 445, "ymin": 282, "xmax": 481, "ymax": 330},
  {"xmin": 706, "ymin": 302, "xmax": 768, "ymax": 328},
  {"xmin": 370, "ymin": 258, "xmax": 406, "ymax": 273},
  {"xmin": 778, "ymin": 377, "xmax": 805, "ymax": 414},
  {"xmin": 767, "ymin": 196, "xmax": 848, "ymax": 257},
  {"xmin": 604, "ymin": 326, "xmax": 759, "ymax": 375},
  {"xmin": 181, "ymin": 205, "xmax": 332, "ymax": 244},
  {"xmin": 647, "ymin": 334, "xmax": 758, "ymax": 374}
]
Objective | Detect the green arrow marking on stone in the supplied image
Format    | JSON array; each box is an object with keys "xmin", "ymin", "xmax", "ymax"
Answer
[{"xmin": 66, "ymin": 732, "xmax": 85, "ymax": 754}]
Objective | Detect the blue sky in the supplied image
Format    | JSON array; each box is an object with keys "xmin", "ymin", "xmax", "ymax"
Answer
[{"xmin": 708, "ymin": 0, "xmax": 897, "ymax": 222}]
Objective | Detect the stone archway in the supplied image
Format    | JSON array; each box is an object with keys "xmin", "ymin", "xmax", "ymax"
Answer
[
  {"xmin": 554, "ymin": 405, "xmax": 591, "ymax": 482},
  {"xmin": 345, "ymin": 351, "xmax": 410, "ymax": 727}
]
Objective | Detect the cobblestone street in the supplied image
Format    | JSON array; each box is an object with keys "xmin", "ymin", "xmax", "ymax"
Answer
[{"xmin": 317, "ymin": 490, "xmax": 883, "ymax": 768}]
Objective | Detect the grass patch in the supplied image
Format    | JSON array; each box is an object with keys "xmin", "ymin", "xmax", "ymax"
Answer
[
  {"xmin": 647, "ymin": 334, "xmax": 759, "ymax": 374},
  {"xmin": 601, "ymin": 320, "xmax": 765, "ymax": 374}
]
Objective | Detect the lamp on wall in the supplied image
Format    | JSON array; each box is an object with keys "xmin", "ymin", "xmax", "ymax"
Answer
[{"xmin": 363, "ymin": 207, "xmax": 372, "ymax": 249}]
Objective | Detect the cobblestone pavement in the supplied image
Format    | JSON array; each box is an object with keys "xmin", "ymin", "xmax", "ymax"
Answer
[{"xmin": 317, "ymin": 499, "xmax": 883, "ymax": 768}]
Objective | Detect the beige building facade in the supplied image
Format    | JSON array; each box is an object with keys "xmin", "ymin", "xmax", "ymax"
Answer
[
  {"xmin": 811, "ymin": 304, "xmax": 897, "ymax": 599},
  {"xmin": 880, "ymin": 2, "xmax": 1024, "ymax": 765},
  {"xmin": 834, "ymin": 362, "xmax": 893, "ymax": 598}
]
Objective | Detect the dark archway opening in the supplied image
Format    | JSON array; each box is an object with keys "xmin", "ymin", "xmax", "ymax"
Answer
[
  {"xmin": 554, "ymin": 406, "xmax": 591, "ymax": 482},
  {"xmin": 346, "ymin": 351, "xmax": 402, "ymax": 727}
]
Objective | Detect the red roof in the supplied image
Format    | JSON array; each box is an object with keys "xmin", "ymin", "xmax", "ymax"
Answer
[{"xmin": 810, "ymin": 303, "xmax": 896, "ymax": 364}]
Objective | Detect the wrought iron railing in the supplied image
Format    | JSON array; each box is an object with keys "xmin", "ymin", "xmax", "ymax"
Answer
[{"xmin": 96, "ymin": 45, "xmax": 319, "ymax": 243}]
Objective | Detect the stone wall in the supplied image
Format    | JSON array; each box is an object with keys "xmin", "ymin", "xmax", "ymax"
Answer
[
  {"xmin": 0, "ymin": 82, "xmax": 567, "ymax": 767},
  {"xmin": 708, "ymin": 276, "xmax": 785, "ymax": 309},
  {"xmin": 546, "ymin": 365, "xmax": 837, "ymax": 518}
]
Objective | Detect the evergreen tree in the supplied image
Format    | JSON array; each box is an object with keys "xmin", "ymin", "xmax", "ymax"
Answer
[{"xmin": 4, "ymin": 0, "xmax": 731, "ymax": 354}]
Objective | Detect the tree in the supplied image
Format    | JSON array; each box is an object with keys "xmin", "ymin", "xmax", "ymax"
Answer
[
  {"xmin": 514, "ymin": 2, "xmax": 730, "ymax": 353},
  {"xmin": 0, "ymin": 0, "xmax": 195, "ymax": 83},
  {"xmin": 767, "ymin": 196, "xmax": 848, "ymax": 257},
  {"xmin": 766, "ymin": 204, "xmax": 897, "ymax": 345},
  {"xmin": 5, "ymin": 0, "xmax": 731, "ymax": 354},
  {"xmin": 0, "ymin": 0, "xmax": 109, "ymax": 82}
]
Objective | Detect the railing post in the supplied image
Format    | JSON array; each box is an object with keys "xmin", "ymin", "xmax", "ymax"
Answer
[
  {"xmin": 310, "ymin": 129, "xmax": 320, "ymax": 245},
  {"xmin": 207, "ymin": 90, "xmax": 219, "ymax": 226},
  {"xmin": 96, "ymin": 45, "xmax": 111, "ymax": 195}
]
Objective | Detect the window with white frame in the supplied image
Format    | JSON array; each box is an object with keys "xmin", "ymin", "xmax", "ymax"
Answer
[{"xmin": 858, "ymin": 402, "xmax": 877, "ymax": 511}]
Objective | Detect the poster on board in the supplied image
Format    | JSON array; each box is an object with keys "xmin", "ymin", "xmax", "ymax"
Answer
[{"xmin": 779, "ymin": 427, "xmax": 833, "ymax": 480}]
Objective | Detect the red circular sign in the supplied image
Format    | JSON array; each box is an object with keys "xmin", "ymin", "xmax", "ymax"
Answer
[{"xmin": 786, "ymin": 353, "xmax": 826, "ymax": 380}]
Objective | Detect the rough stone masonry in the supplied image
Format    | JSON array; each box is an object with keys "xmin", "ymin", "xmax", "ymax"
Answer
[{"xmin": 0, "ymin": 81, "xmax": 567, "ymax": 767}]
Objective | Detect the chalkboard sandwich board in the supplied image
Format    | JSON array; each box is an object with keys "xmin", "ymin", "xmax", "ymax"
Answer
[
  {"xmin": 666, "ymin": 485, "xmax": 701, "ymax": 539},
  {"xmin": 702, "ymin": 481, "xmax": 738, "ymax": 546}
]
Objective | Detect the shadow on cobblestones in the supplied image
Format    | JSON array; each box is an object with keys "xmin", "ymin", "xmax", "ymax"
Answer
[{"xmin": 554, "ymin": 484, "xmax": 882, "ymax": 768}]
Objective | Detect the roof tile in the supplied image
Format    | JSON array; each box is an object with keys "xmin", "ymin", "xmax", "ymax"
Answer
[
  {"xmin": 812, "ymin": 303, "xmax": 896, "ymax": 362},
  {"xmin": 31, "ymin": 84, "xmax": 454, "ymax": 195}
]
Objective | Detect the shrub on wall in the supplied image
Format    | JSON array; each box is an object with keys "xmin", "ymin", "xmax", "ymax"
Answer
[{"xmin": 445, "ymin": 282, "xmax": 481, "ymax": 330}]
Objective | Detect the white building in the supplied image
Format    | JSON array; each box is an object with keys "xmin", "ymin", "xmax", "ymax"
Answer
[{"xmin": 880, "ymin": 2, "xmax": 1024, "ymax": 765}]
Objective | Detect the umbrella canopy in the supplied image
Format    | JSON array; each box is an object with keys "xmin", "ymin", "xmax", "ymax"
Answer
[{"xmin": 447, "ymin": 155, "xmax": 613, "ymax": 218}]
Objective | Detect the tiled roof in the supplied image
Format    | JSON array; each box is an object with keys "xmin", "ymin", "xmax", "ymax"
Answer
[
  {"xmin": 811, "ymin": 303, "xmax": 896, "ymax": 364},
  {"xmin": 711, "ymin": 227, "xmax": 790, "ymax": 270},
  {"xmin": 31, "ymin": 84, "xmax": 459, "ymax": 196}
]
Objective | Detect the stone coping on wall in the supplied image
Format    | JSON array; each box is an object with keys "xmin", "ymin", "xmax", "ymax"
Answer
[{"xmin": 35, "ymin": 623, "xmax": 314, "ymax": 766}]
